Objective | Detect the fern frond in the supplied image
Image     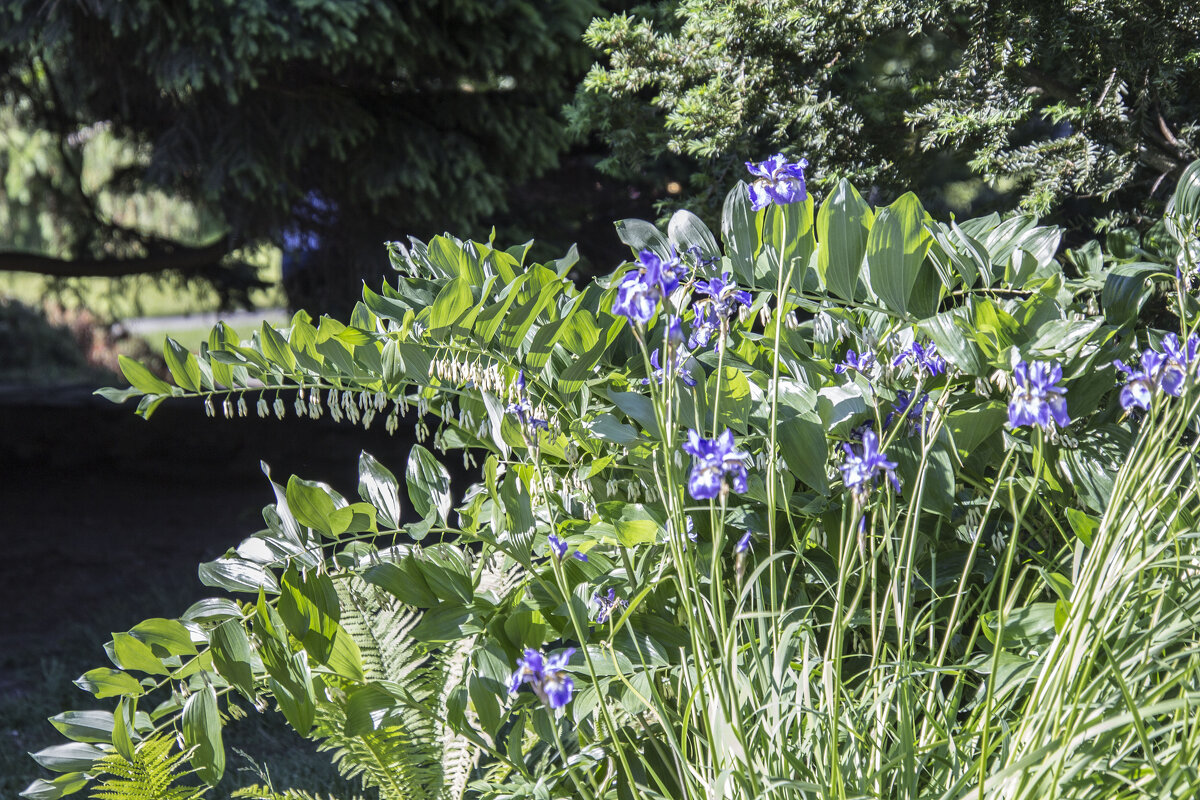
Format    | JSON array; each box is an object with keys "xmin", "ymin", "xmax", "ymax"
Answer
[
  {"xmin": 231, "ymin": 783, "xmax": 366, "ymax": 800},
  {"xmin": 88, "ymin": 735, "xmax": 206, "ymax": 800},
  {"xmin": 436, "ymin": 555, "xmax": 518, "ymax": 800},
  {"xmin": 318, "ymin": 576, "xmax": 445, "ymax": 799}
]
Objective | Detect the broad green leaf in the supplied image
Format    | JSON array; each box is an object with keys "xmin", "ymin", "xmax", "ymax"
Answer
[
  {"xmin": 343, "ymin": 684, "xmax": 395, "ymax": 737},
  {"xmin": 198, "ymin": 558, "xmax": 279, "ymax": 594},
  {"xmin": 111, "ymin": 633, "xmax": 168, "ymax": 675},
  {"xmin": 407, "ymin": 444, "xmax": 452, "ymax": 524},
  {"xmin": 211, "ymin": 619, "xmax": 257, "ymax": 701},
  {"xmin": 74, "ymin": 668, "xmax": 143, "ymax": 699},
  {"xmin": 707, "ymin": 367, "xmax": 751, "ymax": 434},
  {"xmin": 607, "ymin": 389, "xmax": 660, "ymax": 437},
  {"xmin": 945, "ymin": 401, "xmax": 1008, "ymax": 458},
  {"xmin": 163, "ymin": 338, "xmax": 202, "ymax": 392},
  {"xmin": 1102, "ymin": 263, "xmax": 1166, "ymax": 325},
  {"xmin": 181, "ymin": 598, "xmax": 244, "ymax": 624},
  {"xmin": 287, "ymin": 475, "xmax": 346, "ymax": 537},
  {"xmin": 982, "ymin": 603, "xmax": 1058, "ymax": 651},
  {"xmin": 777, "ymin": 414, "xmax": 829, "ymax": 495},
  {"xmin": 667, "ymin": 209, "xmax": 720, "ymax": 261},
  {"xmin": 259, "ymin": 323, "xmax": 296, "ymax": 371},
  {"xmin": 358, "ymin": 451, "xmax": 402, "ymax": 529},
  {"xmin": 130, "ymin": 618, "xmax": 198, "ymax": 657},
  {"xmin": 183, "ymin": 684, "xmax": 225, "ymax": 784},
  {"xmin": 429, "ymin": 276, "xmax": 476, "ymax": 338},
  {"xmin": 920, "ymin": 311, "xmax": 988, "ymax": 375},
  {"xmin": 18, "ymin": 773, "xmax": 88, "ymax": 800},
  {"xmin": 410, "ymin": 604, "xmax": 475, "ymax": 644},
  {"xmin": 817, "ymin": 179, "xmax": 873, "ymax": 300},
  {"xmin": 1065, "ymin": 508, "xmax": 1099, "ymax": 546},
  {"xmin": 614, "ymin": 218, "xmax": 671, "ymax": 261},
  {"xmin": 362, "ymin": 560, "xmax": 441, "ymax": 608},
  {"xmin": 48, "ymin": 710, "xmax": 114, "ymax": 744},
  {"xmin": 117, "ymin": 355, "xmax": 173, "ymax": 395},
  {"xmin": 419, "ymin": 546, "xmax": 474, "ymax": 604},
  {"xmin": 111, "ymin": 697, "xmax": 136, "ymax": 763},
  {"xmin": 862, "ymin": 193, "xmax": 932, "ymax": 316},
  {"xmin": 722, "ymin": 181, "xmax": 758, "ymax": 286},
  {"xmin": 584, "ymin": 413, "xmax": 643, "ymax": 446},
  {"xmin": 29, "ymin": 743, "xmax": 105, "ymax": 773}
]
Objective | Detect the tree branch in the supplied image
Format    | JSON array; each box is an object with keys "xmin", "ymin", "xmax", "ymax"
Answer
[{"xmin": 0, "ymin": 240, "xmax": 229, "ymax": 278}]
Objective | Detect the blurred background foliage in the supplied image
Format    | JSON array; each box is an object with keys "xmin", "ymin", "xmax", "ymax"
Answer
[{"xmin": 0, "ymin": 0, "xmax": 655, "ymax": 324}]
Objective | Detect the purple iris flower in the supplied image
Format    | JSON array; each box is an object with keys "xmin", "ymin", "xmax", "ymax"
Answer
[
  {"xmin": 690, "ymin": 272, "xmax": 752, "ymax": 351},
  {"xmin": 892, "ymin": 341, "xmax": 946, "ymax": 377},
  {"xmin": 1008, "ymin": 361, "xmax": 1070, "ymax": 430},
  {"xmin": 612, "ymin": 249, "xmax": 683, "ymax": 325},
  {"xmin": 592, "ymin": 588, "xmax": 626, "ymax": 624},
  {"xmin": 686, "ymin": 516, "xmax": 697, "ymax": 542},
  {"xmin": 735, "ymin": 530, "xmax": 753, "ymax": 554},
  {"xmin": 1114, "ymin": 351, "xmax": 1168, "ymax": 411},
  {"xmin": 506, "ymin": 370, "xmax": 548, "ymax": 430},
  {"xmin": 681, "ymin": 429, "xmax": 751, "ymax": 500},
  {"xmin": 839, "ymin": 430, "xmax": 900, "ymax": 503},
  {"xmin": 547, "ymin": 534, "xmax": 568, "ymax": 560},
  {"xmin": 688, "ymin": 304, "xmax": 720, "ymax": 349},
  {"xmin": 510, "ymin": 647, "xmax": 575, "ymax": 710},
  {"xmin": 1160, "ymin": 332, "xmax": 1200, "ymax": 395},
  {"xmin": 835, "ymin": 349, "xmax": 877, "ymax": 375},
  {"xmin": 745, "ymin": 154, "xmax": 809, "ymax": 211},
  {"xmin": 547, "ymin": 534, "xmax": 587, "ymax": 562},
  {"xmin": 643, "ymin": 317, "xmax": 698, "ymax": 386},
  {"xmin": 694, "ymin": 272, "xmax": 753, "ymax": 316},
  {"xmin": 643, "ymin": 347, "xmax": 698, "ymax": 387},
  {"xmin": 885, "ymin": 390, "xmax": 928, "ymax": 430}
]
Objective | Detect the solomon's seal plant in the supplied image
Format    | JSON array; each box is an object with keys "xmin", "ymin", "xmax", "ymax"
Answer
[{"xmin": 23, "ymin": 160, "xmax": 1200, "ymax": 800}]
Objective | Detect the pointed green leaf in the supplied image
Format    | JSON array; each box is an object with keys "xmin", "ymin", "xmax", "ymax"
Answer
[
  {"xmin": 118, "ymin": 355, "xmax": 173, "ymax": 395},
  {"xmin": 863, "ymin": 193, "xmax": 933, "ymax": 316},
  {"xmin": 183, "ymin": 684, "xmax": 225, "ymax": 784},
  {"xmin": 817, "ymin": 179, "xmax": 873, "ymax": 300}
]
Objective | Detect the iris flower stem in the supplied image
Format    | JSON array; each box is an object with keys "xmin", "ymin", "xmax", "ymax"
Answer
[
  {"xmin": 529, "ymin": 443, "xmax": 625, "ymax": 800},
  {"xmin": 633, "ymin": 323, "xmax": 725, "ymax": 789},
  {"xmin": 764, "ymin": 206, "xmax": 795, "ymax": 645},
  {"xmin": 977, "ymin": 430, "xmax": 1044, "ymax": 800}
]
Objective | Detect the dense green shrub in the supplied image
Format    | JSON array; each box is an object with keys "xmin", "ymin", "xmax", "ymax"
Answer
[
  {"xmin": 570, "ymin": 1, "xmax": 1200, "ymax": 225},
  {"xmin": 21, "ymin": 159, "xmax": 1200, "ymax": 799}
]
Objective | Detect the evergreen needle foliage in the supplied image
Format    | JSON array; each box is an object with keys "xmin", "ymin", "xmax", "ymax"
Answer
[{"xmin": 571, "ymin": 0, "xmax": 1200, "ymax": 227}]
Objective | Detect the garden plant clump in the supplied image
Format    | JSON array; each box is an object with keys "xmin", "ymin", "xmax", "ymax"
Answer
[{"xmin": 22, "ymin": 158, "xmax": 1200, "ymax": 799}]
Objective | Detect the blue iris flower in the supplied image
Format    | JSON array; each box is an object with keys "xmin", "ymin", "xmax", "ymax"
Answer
[
  {"xmin": 735, "ymin": 530, "xmax": 753, "ymax": 554},
  {"xmin": 1160, "ymin": 332, "xmax": 1200, "ymax": 394},
  {"xmin": 885, "ymin": 390, "xmax": 928, "ymax": 430},
  {"xmin": 547, "ymin": 534, "xmax": 587, "ymax": 562},
  {"xmin": 690, "ymin": 272, "xmax": 752, "ymax": 351},
  {"xmin": 694, "ymin": 272, "xmax": 753, "ymax": 316},
  {"xmin": 835, "ymin": 349, "xmax": 877, "ymax": 375},
  {"xmin": 592, "ymin": 588, "xmax": 626, "ymax": 624},
  {"xmin": 839, "ymin": 429, "xmax": 900, "ymax": 503},
  {"xmin": 682, "ymin": 429, "xmax": 751, "ymax": 500},
  {"xmin": 892, "ymin": 341, "xmax": 946, "ymax": 377},
  {"xmin": 1114, "ymin": 351, "xmax": 1168, "ymax": 411},
  {"xmin": 643, "ymin": 317, "xmax": 698, "ymax": 386},
  {"xmin": 612, "ymin": 249, "xmax": 684, "ymax": 325},
  {"xmin": 510, "ymin": 647, "xmax": 575, "ymax": 710},
  {"xmin": 745, "ymin": 154, "xmax": 809, "ymax": 211},
  {"xmin": 1008, "ymin": 361, "xmax": 1070, "ymax": 430},
  {"xmin": 506, "ymin": 370, "xmax": 548, "ymax": 430}
]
